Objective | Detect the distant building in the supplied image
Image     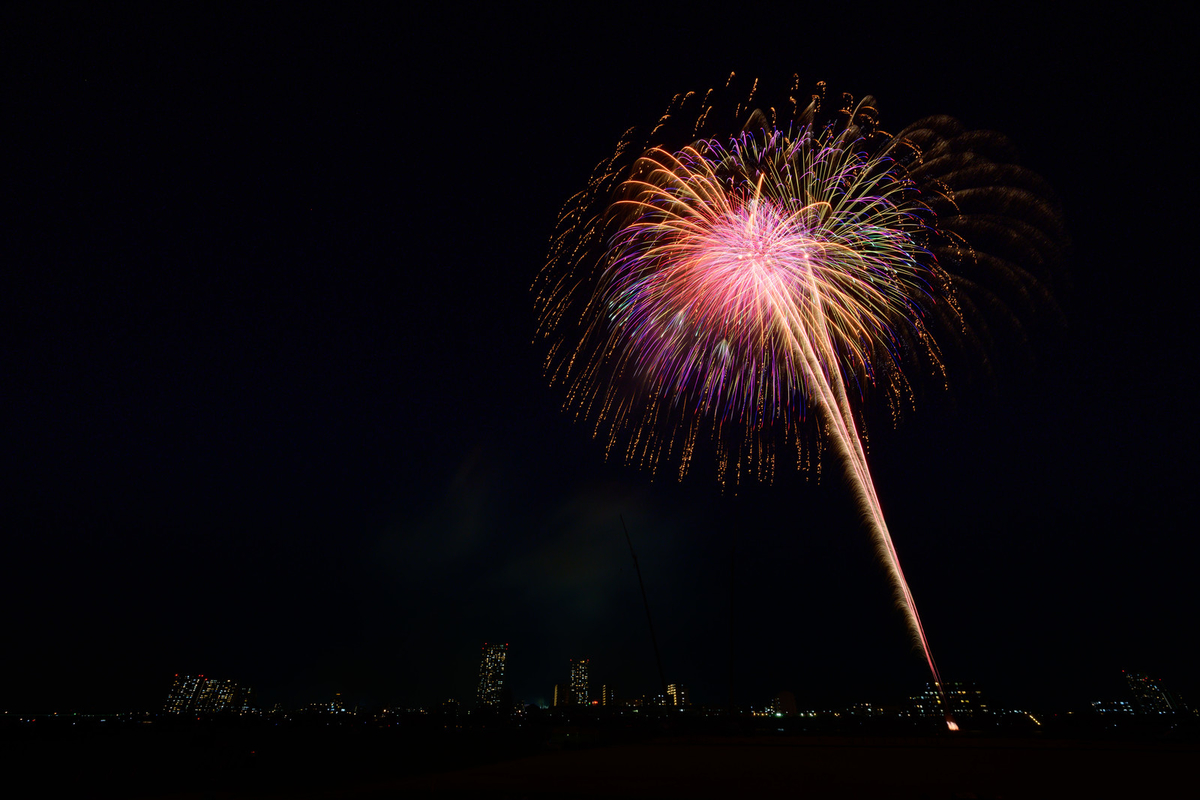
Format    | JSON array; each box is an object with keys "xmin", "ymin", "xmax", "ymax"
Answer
[
  {"xmin": 910, "ymin": 682, "xmax": 988, "ymax": 720},
  {"xmin": 944, "ymin": 682, "xmax": 987, "ymax": 719},
  {"xmin": 303, "ymin": 693, "xmax": 353, "ymax": 715},
  {"xmin": 164, "ymin": 675, "xmax": 204, "ymax": 714},
  {"xmin": 1091, "ymin": 699, "xmax": 1135, "ymax": 715},
  {"xmin": 667, "ymin": 683, "xmax": 690, "ymax": 708},
  {"xmin": 163, "ymin": 674, "xmax": 254, "ymax": 715},
  {"xmin": 909, "ymin": 687, "xmax": 938, "ymax": 718},
  {"xmin": 1124, "ymin": 671, "xmax": 1187, "ymax": 714},
  {"xmin": 569, "ymin": 658, "xmax": 589, "ymax": 706},
  {"xmin": 553, "ymin": 683, "xmax": 571, "ymax": 707},
  {"xmin": 772, "ymin": 691, "xmax": 797, "ymax": 714},
  {"xmin": 476, "ymin": 643, "xmax": 508, "ymax": 708},
  {"xmin": 601, "ymin": 684, "xmax": 615, "ymax": 707}
]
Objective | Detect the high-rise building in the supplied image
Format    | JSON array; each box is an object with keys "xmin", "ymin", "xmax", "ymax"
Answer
[
  {"xmin": 569, "ymin": 658, "xmax": 589, "ymax": 706},
  {"xmin": 164, "ymin": 674, "xmax": 203, "ymax": 714},
  {"xmin": 601, "ymin": 684, "xmax": 614, "ymax": 707},
  {"xmin": 909, "ymin": 685, "xmax": 939, "ymax": 718},
  {"xmin": 163, "ymin": 674, "xmax": 254, "ymax": 715},
  {"xmin": 772, "ymin": 690, "xmax": 796, "ymax": 714},
  {"xmin": 553, "ymin": 683, "xmax": 571, "ymax": 707},
  {"xmin": 1124, "ymin": 671, "xmax": 1185, "ymax": 714},
  {"xmin": 476, "ymin": 643, "xmax": 508, "ymax": 708},
  {"xmin": 944, "ymin": 682, "xmax": 987, "ymax": 719},
  {"xmin": 667, "ymin": 683, "xmax": 690, "ymax": 707},
  {"xmin": 910, "ymin": 682, "xmax": 987, "ymax": 720}
]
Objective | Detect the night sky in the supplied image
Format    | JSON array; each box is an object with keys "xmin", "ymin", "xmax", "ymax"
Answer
[{"xmin": 3, "ymin": 7, "xmax": 1195, "ymax": 714}]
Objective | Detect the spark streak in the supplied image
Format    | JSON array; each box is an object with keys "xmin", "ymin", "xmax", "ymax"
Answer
[{"xmin": 603, "ymin": 131, "xmax": 946, "ymax": 692}]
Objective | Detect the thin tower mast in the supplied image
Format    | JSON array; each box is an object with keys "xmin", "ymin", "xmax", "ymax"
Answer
[{"xmin": 620, "ymin": 515, "xmax": 668, "ymax": 699}]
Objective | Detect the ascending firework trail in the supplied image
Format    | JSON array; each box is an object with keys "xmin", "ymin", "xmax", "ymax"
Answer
[{"xmin": 534, "ymin": 76, "xmax": 1062, "ymax": 729}]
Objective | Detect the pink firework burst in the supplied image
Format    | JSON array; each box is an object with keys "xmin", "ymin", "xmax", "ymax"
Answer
[{"xmin": 603, "ymin": 129, "xmax": 936, "ymax": 434}]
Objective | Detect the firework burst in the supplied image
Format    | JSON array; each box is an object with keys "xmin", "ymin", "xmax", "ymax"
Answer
[{"xmin": 534, "ymin": 75, "xmax": 1061, "ymax": 728}]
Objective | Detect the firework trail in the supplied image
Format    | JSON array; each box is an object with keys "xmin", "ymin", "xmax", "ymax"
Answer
[{"xmin": 534, "ymin": 76, "xmax": 1061, "ymax": 729}]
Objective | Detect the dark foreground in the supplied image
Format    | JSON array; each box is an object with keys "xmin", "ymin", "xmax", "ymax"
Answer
[
  {"xmin": 9, "ymin": 720, "xmax": 1196, "ymax": 799},
  {"xmin": 390, "ymin": 736, "xmax": 1196, "ymax": 799}
]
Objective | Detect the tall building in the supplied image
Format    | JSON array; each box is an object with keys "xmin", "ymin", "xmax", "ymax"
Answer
[
  {"xmin": 569, "ymin": 658, "xmax": 589, "ymax": 706},
  {"xmin": 476, "ymin": 642, "xmax": 508, "ymax": 708},
  {"xmin": 909, "ymin": 685, "xmax": 940, "ymax": 719},
  {"xmin": 1124, "ymin": 671, "xmax": 1185, "ymax": 714},
  {"xmin": 772, "ymin": 690, "xmax": 796, "ymax": 714},
  {"xmin": 163, "ymin": 674, "xmax": 254, "ymax": 715},
  {"xmin": 910, "ymin": 682, "xmax": 987, "ymax": 720},
  {"xmin": 553, "ymin": 683, "xmax": 570, "ymax": 707},
  {"xmin": 601, "ymin": 684, "xmax": 614, "ymax": 707},
  {"xmin": 667, "ymin": 683, "xmax": 690, "ymax": 707},
  {"xmin": 164, "ymin": 674, "xmax": 204, "ymax": 714}
]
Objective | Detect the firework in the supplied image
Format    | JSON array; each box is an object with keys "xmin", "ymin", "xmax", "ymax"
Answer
[{"xmin": 535, "ymin": 76, "xmax": 1061, "ymax": 729}]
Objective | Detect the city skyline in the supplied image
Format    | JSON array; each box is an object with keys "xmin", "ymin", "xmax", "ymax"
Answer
[
  {"xmin": 35, "ymin": 647, "xmax": 1191, "ymax": 722},
  {"xmin": 15, "ymin": 663, "xmax": 1196, "ymax": 724}
]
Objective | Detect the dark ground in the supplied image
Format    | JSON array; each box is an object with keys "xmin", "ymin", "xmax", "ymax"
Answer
[
  {"xmin": 8, "ymin": 717, "xmax": 1195, "ymax": 799},
  {"xmin": 392, "ymin": 737, "xmax": 1196, "ymax": 800}
]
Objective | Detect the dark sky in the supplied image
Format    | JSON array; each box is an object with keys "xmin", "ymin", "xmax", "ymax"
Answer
[{"xmin": 3, "ymin": 7, "xmax": 1195, "ymax": 713}]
